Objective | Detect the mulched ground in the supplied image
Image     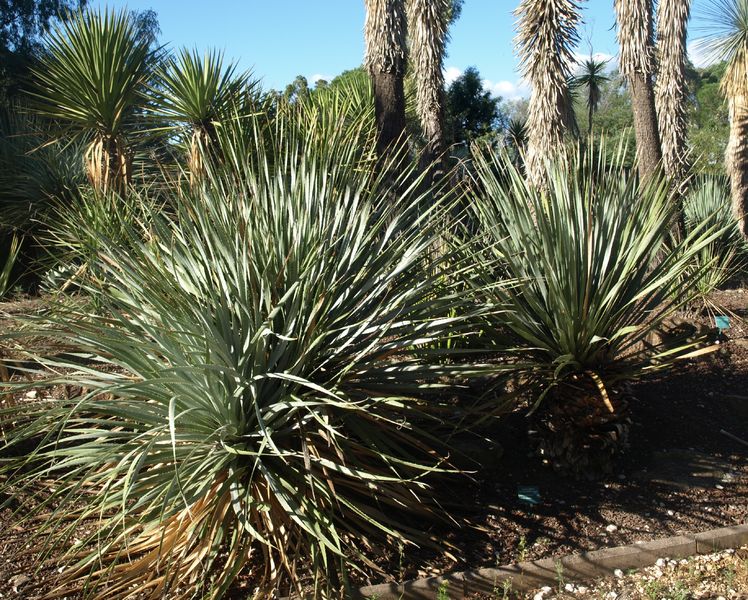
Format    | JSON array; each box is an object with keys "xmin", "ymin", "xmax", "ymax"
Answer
[{"xmin": 1, "ymin": 289, "xmax": 747, "ymax": 598}]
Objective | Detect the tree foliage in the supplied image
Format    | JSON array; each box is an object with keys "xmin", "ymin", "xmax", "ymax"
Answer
[{"xmin": 445, "ymin": 66, "xmax": 504, "ymax": 146}]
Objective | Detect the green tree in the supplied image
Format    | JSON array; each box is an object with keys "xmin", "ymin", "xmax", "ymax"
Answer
[
  {"xmin": 1, "ymin": 0, "xmax": 87, "ymax": 97},
  {"xmin": 688, "ymin": 62, "xmax": 729, "ymax": 175},
  {"xmin": 445, "ymin": 66, "xmax": 504, "ymax": 147},
  {"xmin": 283, "ymin": 74, "xmax": 310, "ymax": 102},
  {"xmin": 30, "ymin": 8, "xmax": 157, "ymax": 192},
  {"xmin": 573, "ymin": 57, "xmax": 609, "ymax": 134}
]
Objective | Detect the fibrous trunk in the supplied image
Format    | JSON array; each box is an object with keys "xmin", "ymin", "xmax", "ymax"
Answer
[
  {"xmin": 514, "ymin": 0, "xmax": 582, "ymax": 188},
  {"xmin": 630, "ymin": 73, "xmax": 664, "ymax": 184},
  {"xmin": 530, "ymin": 378, "xmax": 632, "ymax": 479},
  {"xmin": 727, "ymin": 95, "xmax": 748, "ymax": 237},
  {"xmin": 365, "ymin": 0, "xmax": 408, "ymax": 157},
  {"xmin": 615, "ymin": 0, "xmax": 663, "ymax": 184},
  {"xmin": 655, "ymin": 0, "xmax": 692, "ymax": 186},
  {"xmin": 408, "ymin": 0, "xmax": 449, "ymax": 180}
]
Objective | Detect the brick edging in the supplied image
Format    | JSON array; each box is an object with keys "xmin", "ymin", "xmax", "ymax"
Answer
[{"xmin": 353, "ymin": 523, "xmax": 748, "ymax": 599}]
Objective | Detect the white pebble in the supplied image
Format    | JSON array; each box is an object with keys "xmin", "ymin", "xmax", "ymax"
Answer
[
  {"xmin": 606, "ymin": 524, "xmax": 618, "ymax": 533},
  {"xmin": 667, "ymin": 510, "xmax": 674, "ymax": 516},
  {"xmin": 564, "ymin": 583, "xmax": 575, "ymax": 592},
  {"xmin": 614, "ymin": 568, "xmax": 624, "ymax": 578},
  {"xmin": 655, "ymin": 558, "xmax": 666, "ymax": 567}
]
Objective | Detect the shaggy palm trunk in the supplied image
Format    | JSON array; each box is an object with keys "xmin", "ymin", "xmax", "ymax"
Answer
[
  {"xmin": 86, "ymin": 134, "xmax": 130, "ymax": 194},
  {"xmin": 727, "ymin": 95, "xmax": 748, "ymax": 237},
  {"xmin": 408, "ymin": 0, "xmax": 449, "ymax": 181},
  {"xmin": 514, "ymin": 0, "xmax": 581, "ymax": 189},
  {"xmin": 656, "ymin": 0, "xmax": 692, "ymax": 187},
  {"xmin": 615, "ymin": 0, "xmax": 663, "ymax": 184},
  {"xmin": 365, "ymin": 0, "xmax": 408, "ymax": 157},
  {"xmin": 630, "ymin": 74, "xmax": 664, "ymax": 182}
]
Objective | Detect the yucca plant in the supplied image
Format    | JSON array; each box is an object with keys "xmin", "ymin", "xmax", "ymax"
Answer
[
  {"xmin": 29, "ymin": 8, "xmax": 157, "ymax": 192},
  {"xmin": 153, "ymin": 48, "xmax": 256, "ymax": 184},
  {"xmin": 682, "ymin": 176, "xmax": 747, "ymax": 309},
  {"xmin": 0, "ymin": 112, "xmax": 481, "ymax": 599},
  {"xmin": 463, "ymin": 143, "xmax": 721, "ymax": 476}
]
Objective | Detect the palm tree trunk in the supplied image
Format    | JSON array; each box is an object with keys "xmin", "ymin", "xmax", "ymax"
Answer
[
  {"xmin": 615, "ymin": 0, "xmax": 663, "ymax": 184},
  {"xmin": 515, "ymin": 0, "xmax": 581, "ymax": 188},
  {"xmin": 408, "ymin": 0, "xmax": 450, "ymax": 179},
  {"xmin": 629, "ymin": 72, "xmax": 663, "ymax": 183},
  {"xmin": 727, "ymin": 95, "xmax": 748, "ymax": 237},
  {"xmin": 365, "ymin": 0, "xmax": 408, "ymax": 157},
  {"xmin": 655, "ymin": 0, "xmax": 692, "ymax": 186}
]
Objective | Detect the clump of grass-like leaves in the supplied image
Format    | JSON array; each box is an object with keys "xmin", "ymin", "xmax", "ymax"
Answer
[
  {"xmin": 463, "ymin": 144, "xmax": 721, "ymax": 473},
  {"xmin": 0, "ymin": 119, "xmax": 474, "ymax": 599},
  {"xmin": 682, "ymin": 176, "xmax": 747, "ymax": 310}
]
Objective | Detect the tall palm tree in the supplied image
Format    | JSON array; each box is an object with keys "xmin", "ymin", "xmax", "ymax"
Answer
[
  {"xmin": 364, "ymin": 0, "xmax": 408, "ymax": 156},
  {"xmin": 407, "ymin": 0, "xmax": 450, "ymax": 175},
  {"xmin": 656, "ymin": 0, "xmax": 692, "ymax": 186},
  {"xmin": 29, "ymin": 9, "xmax": 155, "ymax": 193},
  {"xmin": 514, "ymin": 0, "xmax": 582, "ymax": 188},
  {"xmin": 614, "ymin": 0, "xmax": 663, "ymax": 183},
  {"xmin": 698, "ymin": 0, "xmax": 748, "ymax": 237},
  {"xmin": 573, "ymin": 57, "xmax": 609, "ymax": 134}
]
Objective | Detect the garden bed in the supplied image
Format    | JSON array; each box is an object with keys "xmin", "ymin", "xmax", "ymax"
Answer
[{"xmin": 1, "ymin": 289, "xmax": 747, "ymax": 599}]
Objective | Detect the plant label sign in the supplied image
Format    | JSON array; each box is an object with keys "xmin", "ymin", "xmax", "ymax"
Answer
[
  {"xmin": 715, "ymin": 316, "xmax": 730, "ymax": 331},
  {"xmin": 517, "ymin": 485, "xmax": 541, "ymax": 505}
]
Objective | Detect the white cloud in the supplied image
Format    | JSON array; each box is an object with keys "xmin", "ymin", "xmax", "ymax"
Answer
[
  {"xmin": 444, "ymin": 66, "xmax": 462, "ymax": 85},
  {"xmin": 444, "ymin": 66, "xmax": 530, "ymax": 100},
  {"xmin": 687, "ymin": 42, "xmax": 718, "ymax": 69},
  {"xmin": 484, "ymin": 78, "xmax": 531, "ymax": 101},
  {"xmin": 310, "ymin": 73, "xmax": 333, "ymax": 84}
]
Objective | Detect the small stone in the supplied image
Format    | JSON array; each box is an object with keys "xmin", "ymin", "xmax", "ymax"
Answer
[
  {"xmin": 541, "ymin": 587, "xmax": 552, "ymax": 593},
  {"xmin": 667, "ymin": 510, "xmax": 674, "ymax": 516},
  {"xmin": 24, "ymin": 390, "xmax": 37, "ymax": 399},
  {"xmin": 656, "ymin": 558, "xmax": 666, "ymax": 567},
  {"xmin": 564, "ymin": 583, "xmax": 575, "ymax": 592},
  {"xmin": 606, "ymin": 524, "xmax": 618, "ymax": 533},
  {"xmin": 606, "ymin": 593, "xmax": 618, "ymax": 600},
  {"xmin": 614, "ymin": 568, "xmax": 624, "ymax": 578},
  {"xmin": 9, "ymin": 574, "xmax": 31, "ymax": 592},
  {"xmin": 715, "ymin": 484, "xmax": 724, "ymax": 490}
]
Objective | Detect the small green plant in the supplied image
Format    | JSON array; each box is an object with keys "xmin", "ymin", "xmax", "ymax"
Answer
[
  {"xmin": 499, "ymin": 579, "xmax": 513, "ymax": 600},
  {"xmin": 644, "ymin": 578, "xmax": 665, "ymax": 600},
  {"xmin": 437, "ymin": 580, "xmax": 450, "ymax": 600},
  {"xmin": 554, "ymin": 560, "xmax": 565, "ymax": 592},
  {"xmin": 517, "ymin": 535, "xmax": 529, "ymax": 562}
]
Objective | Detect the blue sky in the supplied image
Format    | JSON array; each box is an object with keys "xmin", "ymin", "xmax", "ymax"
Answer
[{"xmin": 91, "ymin": 1, "xmax": 714, "ymax": 100}]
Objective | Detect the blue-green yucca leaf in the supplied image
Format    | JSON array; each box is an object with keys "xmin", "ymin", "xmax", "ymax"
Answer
[
  {"xmin": 465, "ymin": 142, "xmax": 725, "ymax": 412},
  {"xmin": 0, "ymin": 115, "xmax": 489, "ymax": 599}
]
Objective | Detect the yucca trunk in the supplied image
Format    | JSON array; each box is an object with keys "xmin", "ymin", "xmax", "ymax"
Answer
[
  {"xmin": 615, "ymin": 0, "xmax": 663, "ymax": 183},
  {"xmin": 85, "ymin": 134, "xmax": 131, "ymax": 193},
  {"xmin": 656, "ymin": 0, "xmax": 692, "ymax": 186},
  {"xmin": 365, "ymin": 0, "xmax": 408, "ymax": 156},
  {"xmin": 514, "ymin": 0, "xmax": 581, "ymax": 188},
  {"xmin": 727, "ymin": 94, "xmax": 748, "ymax": 236},
  {"xmin": 408, "ymin": 0, "xmax": 449, "ymax": 178}
]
